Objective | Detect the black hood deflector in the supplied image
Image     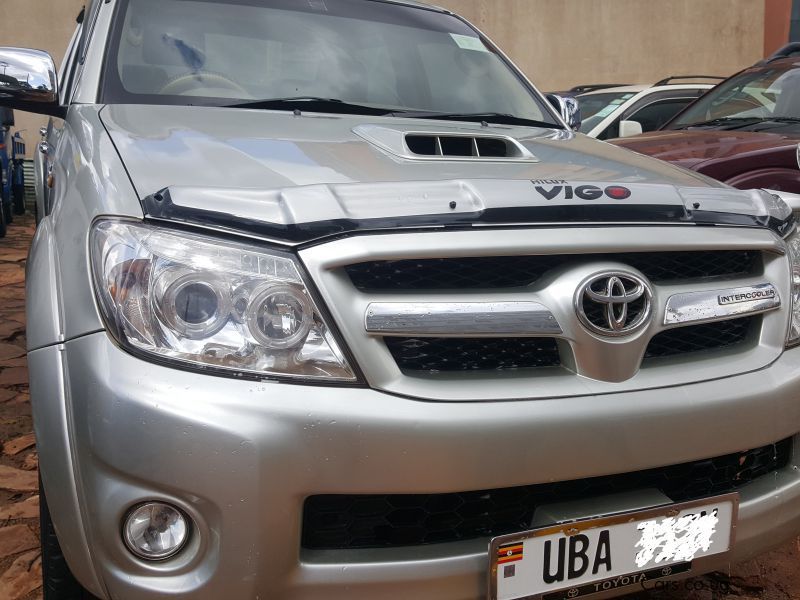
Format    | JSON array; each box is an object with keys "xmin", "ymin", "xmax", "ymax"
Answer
[{"xmin": 142, "ymin": 186, "xmax": 794, "ymax": 246}]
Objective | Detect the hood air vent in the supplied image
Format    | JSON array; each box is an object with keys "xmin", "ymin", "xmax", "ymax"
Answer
[
  {"xmin": 352, "ymin": 124, "xmax": 538, "ymax": 162},
  {"xmin": 405, "ymin": 133, "xmax": 531, "ymax": 159}
]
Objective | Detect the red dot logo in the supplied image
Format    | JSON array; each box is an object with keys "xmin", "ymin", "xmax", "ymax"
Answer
[{"xmin": 605, "ymin": 186, "xmax": 631, "ymax": 200}]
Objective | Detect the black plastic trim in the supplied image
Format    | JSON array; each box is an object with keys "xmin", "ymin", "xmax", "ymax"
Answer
[{"xmin": 143, "ymin": 188, "xmax": 794, "ymax": 245}]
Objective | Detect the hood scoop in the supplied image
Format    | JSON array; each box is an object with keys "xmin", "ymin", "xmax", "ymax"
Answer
[
  {"xmin": 405, "ymin": 133, "xmax": 533, "ymax": 159},
  {"xmin": 353, "ymin": 124, "xmax": 538, "ymax": 162}
]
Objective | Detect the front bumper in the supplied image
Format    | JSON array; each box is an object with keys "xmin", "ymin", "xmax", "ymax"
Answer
[{"xmin": 29, "ymin": 332, "xmax": 800, "ymax": 600}]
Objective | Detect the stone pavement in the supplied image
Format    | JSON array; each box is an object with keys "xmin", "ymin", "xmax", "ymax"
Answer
[
  {"xmin": 0, "ymin": 214, "xmax": 798, "ymax": 600},
  {"xmin": 0, "ymin": 214, "xmax": 41, "ymax": 600}
]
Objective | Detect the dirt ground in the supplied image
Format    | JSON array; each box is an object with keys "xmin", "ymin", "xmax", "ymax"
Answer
[{"xmin": 0, "ymin": 214, "xmax": 797, "ymax": 600}]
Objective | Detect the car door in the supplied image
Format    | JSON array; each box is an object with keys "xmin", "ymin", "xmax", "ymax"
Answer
[
  {"xmin": 37, "ymin": 24, "xmax": 81, "ymax": 222},
  {"xmin": 598, "ymin": 88, "xmax": 707, "ymax": 140},
  {"xmin": 622, "ymin": 96, "xmax": 705, "ymax": 132},
  {"xmin": 38, "ymin": 1, "xmax": 104, "ymax": 222}
]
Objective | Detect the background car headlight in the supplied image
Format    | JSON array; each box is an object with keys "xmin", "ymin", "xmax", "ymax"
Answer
[
  {"xmin": 90, "ymin": 219, "xmax": 357, "ymax": 381},
  {"xmin": 786, "ymin": 229, "xmax": 800, "ymax": 347}
]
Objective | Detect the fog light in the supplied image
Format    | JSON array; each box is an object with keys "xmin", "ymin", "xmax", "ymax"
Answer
[{"xmin": 123, "ymin": 502, "xmax": 189, "ymax": 560}]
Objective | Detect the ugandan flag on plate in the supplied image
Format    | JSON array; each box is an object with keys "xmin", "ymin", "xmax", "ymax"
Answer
[{"xmin": 497, "ymin": 542, "xmax": 524, "ymax": 564}]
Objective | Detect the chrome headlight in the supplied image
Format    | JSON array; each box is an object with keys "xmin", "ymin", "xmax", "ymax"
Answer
[
  {"xmin": 786, "ymin": 228, "xmax": 800, "ymax": 347},
  {"xmin": 90, "ymin": 219, "xmax": 356, "ymax": 381}
]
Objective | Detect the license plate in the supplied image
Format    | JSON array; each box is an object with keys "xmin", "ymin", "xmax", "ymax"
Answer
[{"xmin": 489, "ymin": 493, "xmax": 738, "ymax": 600}]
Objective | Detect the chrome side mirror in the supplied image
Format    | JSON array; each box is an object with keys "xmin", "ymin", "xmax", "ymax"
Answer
[
  {"xmin": 0, "ymin": 47, "xmax": 62, "ymax": 117},
  {"xmin": 546, "ymin": 93, "xmax": 581, "ymax": 131}
]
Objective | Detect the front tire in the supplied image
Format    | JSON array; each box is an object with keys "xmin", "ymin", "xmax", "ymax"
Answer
[
  {"xmin": 1, "ymin": 193, "xmax": 12, "ymax": 226},
  {"xmin": 12, "ymin": 184, "xmax": 25, "ymax": 215},
  {"xmin": 0, "ymin": 199, "xmax": 6, "ymax": 238},
  {"xmin": 40, "ymin": 477, "xmax": 97, "ymax": 600}
]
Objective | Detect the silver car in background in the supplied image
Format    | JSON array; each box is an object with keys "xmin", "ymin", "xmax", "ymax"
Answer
[{"xmin": 2, "ymin": 1, "xmax": 800, "ymax": 599}]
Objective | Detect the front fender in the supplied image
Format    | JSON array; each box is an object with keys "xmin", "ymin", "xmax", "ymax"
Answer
[
  {"xmin": 26, "ymin": 219, "xmax": 63, "ymax": 350},
  {"xmin": 29, "ymin": 344, "xmax": 108, "ymax": 598},
  {"xmin": 47, "ymin": 105, "xmax": 143, "ymax": 342}
]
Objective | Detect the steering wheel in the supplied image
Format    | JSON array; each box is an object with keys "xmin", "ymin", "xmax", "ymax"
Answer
[{"xmin": 159, "ymin": 71, "xmax": 251, "ymax": 97}]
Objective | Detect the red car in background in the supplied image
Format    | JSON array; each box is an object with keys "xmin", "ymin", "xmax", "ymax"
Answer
[{"xmin": 612, "ymin": 54, "xmax": 800, "ymax": 193}]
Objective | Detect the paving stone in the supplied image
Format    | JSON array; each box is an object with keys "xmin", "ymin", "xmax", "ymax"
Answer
[
  {"xmin": 0, "ymin": 303, "xmax": 26, "ymax": 314},
  {"xmin": 0, "ymin": 286, "xmax": 25, "ymax": 301},
  {"xmin": 0, "ymin": 369, "xmax": 28, "ymax": 387},
  {"xmin": 21, "ymin": 453, "xmax": 37, "ymax": 472},
  {"xmin": 0, "ymin": 251, "xmax": 29, "ymax": 263},
  {"xmin": 0, "ymin": 359, "xmax": 27, "ymax": 369},
  {"xmin": 5, "ymin": 403, "xmax": 31, "ymax": 417},
  {"xmin": 0, "ymin": 497, "xmax": 39, "ymax": 521},
  {"xmin": 0, "ymin": 265, "xmax": 25, "ymax": 287},
  {"xmin": 4, "ymin": 313, "xmax": 25, "ymax": 326},
  {"xmin": 0, "ymin": 344, "xmax": 25, "ymax": 361},
  {"xmin": 3, "ymin": 434, "xmax": 35, "ymax": 456},
  {"xmin": 0, "ymin": 550, "xmax": 41, "ymax": 600},
  {"xmin": 0, "ymin": 467, "xmax": 37, "ymax": 492},
  {"xmin": 0, "ymin": 321, "xmax": 24, "ymax": 340},
  {"xmin": 0, "ymin": 525, "xmax": 37, "ymax": 559},
  {"xmin": 8, "ymin": 392, "xmax": 29, "ymax": 406}
]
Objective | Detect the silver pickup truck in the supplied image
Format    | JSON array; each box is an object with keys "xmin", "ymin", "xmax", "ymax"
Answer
[{"xmin": 2, "ymin": 1, "xmax": 800, "ymax": 599}]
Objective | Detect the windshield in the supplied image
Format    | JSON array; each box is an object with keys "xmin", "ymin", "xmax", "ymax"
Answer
[
  {"xmin": 577, "ymin": 91, "xmax": 636, "ymax": 133},
  {"xmin": 103, "ymin": 0, "xmax": 557, "ymax": 125},
  {"xmin": 667, "ymin": 64, "xmax": 800, "ymax": 128}
]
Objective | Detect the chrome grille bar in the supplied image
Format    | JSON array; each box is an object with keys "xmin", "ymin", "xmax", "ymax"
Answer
[
  {"xmin": 664, "ymin": 283, "xmax": 780, "ymax": 326},
  {"xmin": 365, "ymin": 301, "xmax": 562, "ymax": 336}
]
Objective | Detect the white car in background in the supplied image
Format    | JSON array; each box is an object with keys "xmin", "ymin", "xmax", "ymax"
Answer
[{"xmin": 578, "ymin": 76, "xmax": 723, "ymax": 139}]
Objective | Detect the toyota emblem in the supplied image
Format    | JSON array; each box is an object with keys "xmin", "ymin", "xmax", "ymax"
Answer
[{"xmin": 576, "ymin": 271, "xmax": 652, "ymax": 337}]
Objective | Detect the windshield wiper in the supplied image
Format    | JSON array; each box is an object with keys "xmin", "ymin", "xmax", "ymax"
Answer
[
  {"xmin": 221, "ymin": 100, "xmax": 558, "ymax": 127},
  {"xmin": 676, "ymin": 116, "xmax": 763, "ymax": 130},
  {"xmin": 390, "ymin": 111, "xmax": 559, "ymax": 128},
  {"xmin": 222, "ymin": 97, "xmax": 397, "ymax": 116},
  {"xmin": 758, "ymin": 116, "xmax": 800, "ymax": 123}
]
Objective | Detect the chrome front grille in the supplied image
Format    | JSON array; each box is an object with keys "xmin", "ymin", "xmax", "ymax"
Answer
[
  {"xmin": 299, "ymin": 226, "xmax": 789, "ymax": 400},
  {"xmin": 385, "ymin": 317, "xmax": 758, "ymax": 374}
]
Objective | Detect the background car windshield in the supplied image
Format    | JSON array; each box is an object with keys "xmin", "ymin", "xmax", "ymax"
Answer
[
  {"xmin": 577, "ymin": 91, "xmax": 636, "ymax": 132},
  {"xmin": 105, "ymin": 0, "xmax": 555, "ymax": 123},
  {"xmin": 668, "ymin": 65, "xmax": 800, "ymax": 128}
]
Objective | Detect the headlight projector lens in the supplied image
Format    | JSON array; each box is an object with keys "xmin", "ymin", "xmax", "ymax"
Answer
[
  {"xmin": 154, "ymin": 269, "xmax": 231, "ymax": 339},
  {"xmin": 246, "ymin": 284, "xmax": 312, "ymax": 349},
  {"xmin": 123, "ymin": 502, "xmax": 189, "ymax": 560}
]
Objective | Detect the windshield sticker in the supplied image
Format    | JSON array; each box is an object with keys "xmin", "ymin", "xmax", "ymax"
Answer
[
  {"xmin": 531, "ymin": 181, "xmax": 632, "ymax": 201},
  {"xmin": 594, "ymin": 106, "xmax": 618, "ymax": 118},
  {"xmin": 450, "ymin": 33, "xmax": 489, "ymax": 52}
]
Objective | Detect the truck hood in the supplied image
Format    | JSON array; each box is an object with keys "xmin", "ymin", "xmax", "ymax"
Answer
[{"xmin": 100, "ymin": 105, "xmax": 792, "ymax": 243}]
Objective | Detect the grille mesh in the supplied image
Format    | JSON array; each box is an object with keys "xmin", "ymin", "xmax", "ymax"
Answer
[
  {"xmin": 302, "ymin": 439, "xmax": 791, "ymax": 550},
  {"xmin": 385, "ymin": 337, "xmax": 561, "ymax": 372},
  {"xmin": 345, "ymin": 251, "xmax": 759, "ymax": 291},
  {"xmin": 386, "ymin": 318, "xmax": 754, "ymax": 373},
  {"xmin": 645, "ymin": 317, "xmax": 754, "ymax": 359}
]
